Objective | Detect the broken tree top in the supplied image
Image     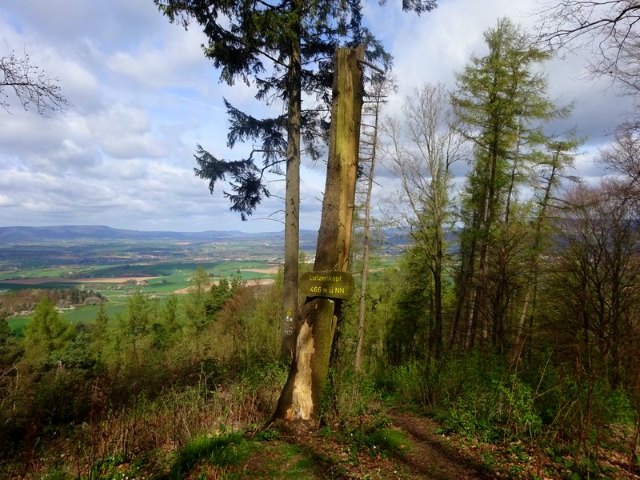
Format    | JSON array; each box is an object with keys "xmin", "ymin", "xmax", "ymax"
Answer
[{"xmin": 300, "ymin": 271, "xmax": 355, "ymax": 300}]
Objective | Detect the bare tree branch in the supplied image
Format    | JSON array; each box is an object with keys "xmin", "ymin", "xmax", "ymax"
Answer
[
  {"xmin": 536, "ymin": 1, "xmax": 640, "ymax": 95},
  {"xmin": 0, "ymin": 52, "xmax": 69, "ymax": 116}
]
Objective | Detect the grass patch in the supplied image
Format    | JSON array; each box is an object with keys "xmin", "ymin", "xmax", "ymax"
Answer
[
  {"xmin": 363, "ymin": 428, "xmax": 411, "ymax": 456},
  {"xmin": 166, "ymin": 433, "xmax": 321, "ymax": 479},
  {"xmin": 248, "ymin": 442, "xmax": 319, "ymax": 479},
  {"xmin": 169, "ymin": 432, "xmax": 250, "ymax": 479},
  {"xmin": 288, "ymin": 455, "xmax": 318, "ymax": 479}
]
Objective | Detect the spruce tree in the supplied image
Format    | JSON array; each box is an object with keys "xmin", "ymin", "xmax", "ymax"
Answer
[{"xmin": 92, "ymin": 301, "xmax": 110, "ymax": 362}]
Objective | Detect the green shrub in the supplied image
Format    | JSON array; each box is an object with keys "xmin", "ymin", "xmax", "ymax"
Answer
[
  {"xmin": 601, "ymin": 387, "xmax": 635, "ymax": 425},
  {"xmin": 42, "ymin": 469, "xmax": 71, "ymax": 480},
  {"xmin": 442, "ymin": 389, "xmax": 499, "ymax": 441},
  {"xmin": 90, "ymin": 454, "xmax": 127, "ymax": 479},
  {"xmin": 389, "ymin": 361, "xmax": 433, "ymax": 407},
  {"xmin": 496, "ymin": 374, "xmax": 543, "ymax": 439},
  {"xmin": 382, "ymin": 352, "xmax": 543, "ymax": 442},
  {"xmin": 437, "ymin": 374, "xmax": 542, "ymax": 442}
]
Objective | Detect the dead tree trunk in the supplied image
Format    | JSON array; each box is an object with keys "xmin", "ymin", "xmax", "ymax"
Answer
[
  {"xmin": 354, "ymin": 76, "xmax": 385, "ymax": 373},
  {"xmin": 272, "ymin": 46, "xmax": 364, "ymax": 428}
]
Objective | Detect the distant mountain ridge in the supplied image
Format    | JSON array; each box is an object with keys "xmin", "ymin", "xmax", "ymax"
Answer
[{"xmin": 0, "ymin": 225, "xmax": 318, "ymax": 244}]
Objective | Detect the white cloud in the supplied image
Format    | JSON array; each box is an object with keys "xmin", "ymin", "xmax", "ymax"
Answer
[
  {"xmin": 107, "ymin": 28, "xmax": 209, "ymax": 91},
  {"xmin": 0, "ymin": 0, "xmax": 634, "ymax": 233},
  {"xmin": 87, "ymin": 103, "xmax": 164, "ymax": 159}
]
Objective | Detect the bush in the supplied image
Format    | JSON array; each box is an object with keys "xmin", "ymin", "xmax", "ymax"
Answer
[
  {"xmin": 382, "ymin": 352, "xmax": 543, "ymax": 442},
  {"xmin": 496, "ymin": 374, "xmax": 543, "ymax": 439},
  {"xmin": 437, "ymin": 369, "xmax": 541, "ymax": 441},
  {"xmin": 388, "ymin": 361, "xmax": 432, "ymax": 407}
]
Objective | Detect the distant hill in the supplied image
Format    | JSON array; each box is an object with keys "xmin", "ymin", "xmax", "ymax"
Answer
[
  {"xmin": 0, "ymin": 225, "xmax": 412, "ymax": 252},
  {"xmin": 0, "ymin": 225, "xmax": 319, "ymax": 244}
]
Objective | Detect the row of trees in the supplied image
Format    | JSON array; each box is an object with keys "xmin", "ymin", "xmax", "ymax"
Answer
[
  {"xmin": 0, "ymin": 287, "xmax": 104, "ymax": 316},
  {"xmin": 15, "ymin": 269, "xmax": 239, "ymax": 370},
  {"xmin": 382, "ymin": 18, "xmax": 579, "ymax": 359}
]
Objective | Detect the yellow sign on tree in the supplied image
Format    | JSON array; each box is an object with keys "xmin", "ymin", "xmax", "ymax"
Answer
[{"xmin": 300, "ymin": 271, "xmax": 354, "ymax": 300}]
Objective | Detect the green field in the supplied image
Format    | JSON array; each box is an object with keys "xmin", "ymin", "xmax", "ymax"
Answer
[
  {"xmin": 4, "ymin": 260, "xmax": 278, "ymax": 334},
  {"xmin": 0, "ymin": 260, "xmax": 276, "ymax": 281}
]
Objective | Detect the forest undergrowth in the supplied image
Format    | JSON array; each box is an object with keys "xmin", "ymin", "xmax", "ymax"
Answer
[{"xmin": 1, "ymin": 266, "xmax": 638, "ymax": 479}]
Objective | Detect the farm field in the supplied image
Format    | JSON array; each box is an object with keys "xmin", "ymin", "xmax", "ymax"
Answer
[
  {"xmin": 4, "ymin": 260, "xmax": 279, "ymax": 334},
  {"xmin": 0, "ymin": 226, "xmax": 403, "ymax": 334},
  {"xmin": 0, "ymin": 229, "xmax": 289, "ymax": 334},
  {"xmin": 0, "ymin": 260, "xmax": 278, "ymax": 334}
]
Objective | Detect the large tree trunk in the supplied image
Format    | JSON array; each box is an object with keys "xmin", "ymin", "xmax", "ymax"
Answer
[
  {"xmin": 281, "ymin": 6, "xmax": 302, "ymax": 362},
  {"xmin": 273, "ymin": 46, "xmax": 364, "ymax": 428}
]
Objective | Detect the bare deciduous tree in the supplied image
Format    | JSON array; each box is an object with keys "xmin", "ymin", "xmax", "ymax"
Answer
[
  {"xmin": 537, "ymin": 1, "xmax": 640, "ymax": 94},
  {"xmin": 550, "ymin": 180, "xmax": 640, "ymax": 394},
  {"xmin": 601, "ymin": 124, "xmax": 640, "ymax": 205},
  {"xmin": 354, "ymin": 73, "xmax": 390, "ymax": 372},
  {"xmin": 383, "ymin": 82, "xmax": 464, "ymax": 358},
  {"xmin": 0, "ymin": 52, "xmax": 68, "ymax": 115}
]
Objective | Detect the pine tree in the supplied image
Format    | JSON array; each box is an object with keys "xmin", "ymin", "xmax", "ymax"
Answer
[
  {"xmin": 91, "ymin": 301, "xmax": 110, "ymax": 362},
  {"xmin": 162, "ymin": 293, "xmax": 180, "ymax": 334},
  {"xmin": 184, "ymin": 266, "xmax": 211, "ymax": 331}
]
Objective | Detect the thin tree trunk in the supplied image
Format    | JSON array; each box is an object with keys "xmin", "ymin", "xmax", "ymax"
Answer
[
  {"xmin": 474, "ymin": 152, "xmax": 498, "ymax": 346},
  {"xmin": 281, "ymin": 8, "xmax": 302, "ymax": 362},
  {"xmin": 354, "ymin": 81, "xmax": 383, "ymax": 373},
  {"xmin": 450, "ymin": 220, "xmax": 477, "ymax": 351},
  {"xmin": 504, "ymin": 121, "xmax": 521, "ymax": 226},
  {"xmin": 354, "ymin": 157, "xmax": 374, "ymax": 372},
  {"xmin": 432, "ymin": 256, "xmax": 443, "ymax": 357},
  {"xmin": 511, "ymin": 159, "xmax": 558, "ymax": 364}
]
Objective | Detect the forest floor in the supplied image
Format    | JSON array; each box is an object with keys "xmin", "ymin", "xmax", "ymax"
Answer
[
  {"xmin": 168, "ymin": 409, "xmax": 640, "ymax": 479},
  {"xmin": 162, "ymin": 410, "xmax": 496, "ymax": 479},
  {"xmin": 7, "ymin": 406, "xmax": 640, "ymax": 479},
  {"xmin": 284, "ymin": 410, "xmax": 495, "ymax": 479}
]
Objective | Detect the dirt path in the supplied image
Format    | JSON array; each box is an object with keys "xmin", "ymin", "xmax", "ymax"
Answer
[
  {"xmin": 275, "ymin": 411, "xmax": 494, "ymax": 479},
  {"xmin": 388, "ymin": 411, "xmax": 492, "ymax": 479}
]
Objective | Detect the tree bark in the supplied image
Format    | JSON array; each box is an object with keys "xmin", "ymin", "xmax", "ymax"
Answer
[
  {"xmin": 281, "ymin": 4, "xmax": 302, "ymax": 362},
  {"xmin": 273, "ymin": 46, "xmax": 364, "ymax": 428}
]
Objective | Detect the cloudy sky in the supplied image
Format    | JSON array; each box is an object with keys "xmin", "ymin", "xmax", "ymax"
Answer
[{"xmin": 0, "ymin": 0, "xmax": 633, "ymax": 233}]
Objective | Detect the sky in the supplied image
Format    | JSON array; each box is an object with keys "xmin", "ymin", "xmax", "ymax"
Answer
[{"xmin": 0, "ymin": 0, "xmax": 633, "ymax": 233}]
